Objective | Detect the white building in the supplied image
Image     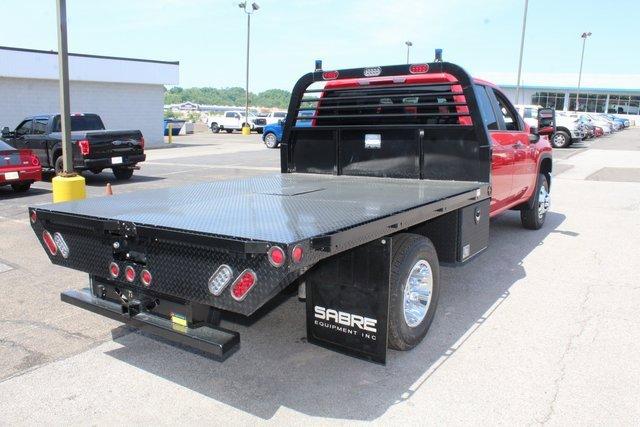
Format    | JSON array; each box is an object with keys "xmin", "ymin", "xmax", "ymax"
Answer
[
  {"xmin": 482, "ymin": 72, "xmax": 640, "ymax": 119},
  {"xmin": 0, "ymin": 46, "xmax": 179, "ymax": 147}
]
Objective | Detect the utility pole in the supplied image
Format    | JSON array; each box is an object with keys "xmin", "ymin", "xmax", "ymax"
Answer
[
  {"xmin": 56, "ymin": 0, "xmax": 73, "ymax": 175},
  {"xmin": 239, "ymin": 2, "xmax": 259, "ymax": 135},
  {"xmin": 514, "ymin": 0, "xmax": 528, "ymax": 106},
  {"xmin": 405, "ymin": 41, "xmax": 413, "ymax": 64},
  {"xmin": 52, "ymin": 0, "xmax": 85, "ymax": 203},
  {"xmin": 575, "ymin": 32, "xmax": 592, "ymax": 111}
]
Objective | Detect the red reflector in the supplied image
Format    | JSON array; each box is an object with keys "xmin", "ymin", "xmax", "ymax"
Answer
[
  {"xmin": 230, "ymin": 269, "xmax": 257, "ymax": 301},
  {"xmin": 125, "ymin": 266, "xmax": 135, "ymax": 282},
  {"xmin": 30, "ymin": 210, "xmax": 37, "ymax": 224},
  {"xmin": 322, "ymin": 70, "xmax": 339, "ymax": 80},
  {"xmin": 109, "ymin": 262, "xmax": 120, "ymax": 278},
  {"xmin": 78, "ymin": 139, "xmax": 90, "ymax": 156},
  {"xmin": 268, "ymin": 246, "xmax": 285, "ymax": 267},
  {"xmin": 292, "ymin": 245, "xmax": 304, "ymax": 263},
  {"xmin": 42, "ymin": 230, "xmax": 57, "ymax": 256},
  {"xmin": 141, "ymin": 269, "xmax": 152, "ymax": 287},
  {"xmin": 409, "ymin": 64, "xmax": 429, "ymax": 74}
]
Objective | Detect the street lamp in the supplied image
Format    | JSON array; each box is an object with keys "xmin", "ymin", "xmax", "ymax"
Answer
[
  {"xmin": 238, "ymin": 2, "xmax": 259, "ymax": 135},
  {"xmin": 405, "ymin": 41, "xmax": 412, "ymax": 64},
  {"xmin": 514, "ymin": 0, "xmax": 529, "ymax": 106},
  {"xmin": 575, "ymin": 31, "xmax": 592, "ymax": 112}
]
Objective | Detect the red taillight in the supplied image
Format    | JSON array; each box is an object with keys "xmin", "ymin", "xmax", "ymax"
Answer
[
  {"xmin": 141, "ymin": 269, "xmax": 152, "ymax": 287},
  {"xmin": 139, "ymin": 136, "xmax": 145, "ymax": 150},
  {"xmin": 30, "ymin": 210, "xmax": 37, "ymax": 224},
  {"xmin": 322, "ymin": 70, "xmax": 339, "ymax": 80},
  {"xmin": 409, "ymin": 64, "xmax": 429, "ymax": 74},
  {"xmin": 292, "ymin": 245, "xmax": 304, "ymax": 263},
  {"xmin": 42, "ymin": 230, "xmax": 57, "ymax": 256},
  {"xmin": 109, "ymin": 262, "xmax": 120, "ymax": 278},
  {"xmin": 125, "ymin": 266, "xmax": 135, "ymax": 282},
  {"xmin": 78, "ymin": 139, "xmax": 90, "ymax": 156},
  {"xmin": 30, "ymin": 155, "xmax": 40, "ymax": 166},
  {"xmin": 230, "ymin": 269, "xmax": 257, "ymax": 301},
  {"xmin": 268, "ymin": 246, "xmax": 285, "ymax": 267}
]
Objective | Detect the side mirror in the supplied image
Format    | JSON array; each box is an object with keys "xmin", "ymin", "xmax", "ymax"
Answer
[
  {"xmin": 537, "ymin": 108, "xmax": 555, "ymax": 136},
  {"xmin": 1, "ymin": 126, "xmax": 10, "ymax": 137},
  {"xmin": 529, "ymin": 126, "xmax": 540, "ymax": 143}
]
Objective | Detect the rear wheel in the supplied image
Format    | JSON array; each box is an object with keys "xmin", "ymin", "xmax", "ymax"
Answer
[
  {"xmin": 11, "ymin": 182, "xmax": 31, "ymax": 192},
  {"xmin": 54, "ymin": 156, "xmax": 64, "ymax": 175},
  {"xmin": 112, "ymin": 167, "xmax": 134, "ymax": 180},
  {"xmin": 264, "ymin": 132, "xmax": 279, "ymax": 148},
  {"xmin": 521, "ymin": 173, "xmax": 550, "ymax": 230},
  {"xmin": 388, "ymin": 233, "xmax": 440, "ymax": 351},
  {"xmin": 551, "ymin": 130, "xmax": 571, "ymax": 148},
  {"xmin": 210, "ymin": 123, "xmax": 220, "ymax": 133}
]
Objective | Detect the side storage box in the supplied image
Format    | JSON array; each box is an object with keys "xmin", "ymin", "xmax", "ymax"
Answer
[{"xmin": 457, "ymin": 199, "xmax": 489, "ymax": 262}]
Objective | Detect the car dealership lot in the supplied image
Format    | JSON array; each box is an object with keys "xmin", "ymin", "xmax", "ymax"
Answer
[{"xmin": 1, "ymin": 131, "xmax": 639, "ymax": 424}]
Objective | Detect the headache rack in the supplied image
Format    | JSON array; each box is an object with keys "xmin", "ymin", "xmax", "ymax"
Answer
[{"xmin": 280, "ymin": 62, "xmax": 492, "ymax": 183}]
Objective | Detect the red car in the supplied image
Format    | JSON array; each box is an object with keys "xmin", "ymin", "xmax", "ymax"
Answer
[{"xmin": 0, "ymin": 139, "xmax": 41, "ymax": 192}]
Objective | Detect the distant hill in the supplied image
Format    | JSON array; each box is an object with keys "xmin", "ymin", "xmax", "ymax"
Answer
[{"xmin": 165, "ymin": 87, "xmax": 291, "ymax": 109}]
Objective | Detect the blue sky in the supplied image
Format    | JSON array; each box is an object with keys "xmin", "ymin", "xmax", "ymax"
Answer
[{"xmin": 0, "ymin": 0, "xmax": 637, "ymax": 91}]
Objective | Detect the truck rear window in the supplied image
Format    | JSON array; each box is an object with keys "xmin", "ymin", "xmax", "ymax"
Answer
[
  {"xmin": 302, "ymin": 80, "xmax": 468, "ymax": 126},
  {"xmin": 52, "ymin": 115, "xmax": 105, "ymax": 132}
]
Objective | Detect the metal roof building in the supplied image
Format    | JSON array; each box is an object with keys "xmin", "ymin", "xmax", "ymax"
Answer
[
  {"xmin": 0, "ymin": 46, "xmax": 179, "ymax": 147},
  {"xmin": 481, "ymin": 72, "xmax": 640, "ymax": 118}
]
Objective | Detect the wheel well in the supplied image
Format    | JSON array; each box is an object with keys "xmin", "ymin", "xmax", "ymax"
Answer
[{"xmin": 556, "ymin": 126, "xmax": 570, "ymax": 136}]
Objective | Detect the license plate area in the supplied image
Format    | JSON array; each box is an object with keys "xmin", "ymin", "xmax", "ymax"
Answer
[
  {"xmin": 111, "ymin": 156, "xmax": 123, "ymax": 165},
  {"xmin": 3, "ymin": 171, "xmax": 19, "ymax": 180}
]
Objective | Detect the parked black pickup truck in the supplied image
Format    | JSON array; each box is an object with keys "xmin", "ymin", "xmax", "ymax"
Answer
[{"xmin": 1, "ymin": 113, "xmax": 145, "ymax": 180}]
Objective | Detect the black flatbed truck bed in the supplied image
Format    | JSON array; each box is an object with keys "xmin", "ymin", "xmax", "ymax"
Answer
[{"xmin": 31, "ymin": 62, "xmax": 494, "ymax": 363}]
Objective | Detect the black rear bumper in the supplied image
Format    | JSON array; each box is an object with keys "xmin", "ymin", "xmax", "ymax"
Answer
[
  {"xmin": 77, "ymin": 154, "xmax": 146, "ymax": 170},
  {"xmin": 61, "ymin": 288, "xmax": 240, "ymax": 360}
]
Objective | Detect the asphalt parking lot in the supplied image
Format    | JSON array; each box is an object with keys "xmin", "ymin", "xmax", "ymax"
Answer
[{"xmin": 1, "ymin": 130, "xmax": 639, "ymax": 424}]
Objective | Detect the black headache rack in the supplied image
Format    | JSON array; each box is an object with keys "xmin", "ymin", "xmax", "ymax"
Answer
[{"xmin": 33, "ymin": 62, "xmax": 492, "ymax": 363}]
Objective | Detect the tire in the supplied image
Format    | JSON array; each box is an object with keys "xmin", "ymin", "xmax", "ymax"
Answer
[
  {"xmin": 521, "ymin": 173, "xmax": 550, "ymax": 230},
  {"xmin": 210, "ymin": 123, "xmax": 220, "ymax": 133},
  {"xmin": 54, "ymin": 156, "xmax": 64, "ymax": 175},
  {"xmin": 112, "ymin": 167, "xmax": 134, "ymax": 180},
  {"xmin": 551, "ymin": 130, "xmax": 571, "ymax": 148},
  {"xmin": 264, "ymin": 132, "xmax": 279, "ymax": 148},
  {"xmin": 11, "ymin": 182, "xmax": 31, "ymax": 192},
  {"xmin": 388, "ymin": 233, "xmax": 440, "ymax": 351},
  {"xmin": 226, "ymin": 129, "xmax": 233, "ymax": 134}
]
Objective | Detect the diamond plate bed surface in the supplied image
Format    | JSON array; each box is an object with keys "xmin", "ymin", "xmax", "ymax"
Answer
[{"xmin": 36, "ymin": 174, "xmax": 482, "ymax": 244}]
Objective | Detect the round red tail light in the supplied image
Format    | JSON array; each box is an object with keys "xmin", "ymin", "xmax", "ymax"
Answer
[
  {"xmin": 268, "ymin": 246, "xmax": 285, "ymax": 267},
  {"xmin": 31, "ymin": 155, "xmax": 40, "ymax": 166},
  {"xmin": 292, "ymin": 245, "xmax": 304, "ymax": 263},
  {"xmin": 42, "ymin": 230, "xmax": 58, "ymax": 256},
  {"xmin": 124, "ymin": 266, "xmax": 136, "ymax": 282},
  {"xmin": 109, "ymin": 262, "xmax": 120, "ymax": 278},
  {"xmin": 231, "ymin": 269, "xmax": 257, "ymax": 301},
  {"xmin": 141, "ymin": 269, "xmax": 152, "ymax": 287}
]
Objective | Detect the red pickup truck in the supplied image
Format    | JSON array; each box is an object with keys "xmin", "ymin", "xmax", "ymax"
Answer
[{"xmin": 32, "ymin": 62, "xmax": 554, "ymax": 363}]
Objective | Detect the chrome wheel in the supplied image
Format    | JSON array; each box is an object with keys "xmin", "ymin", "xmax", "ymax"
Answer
[
  {"xmin": 264, "ymin": 133, "xmax": 278, "ymax": 148},
  {"xmin": 538, "ymin": 184, "xmax": 550, "ymax": 219},
  {"xmin": 403, "ymin": 259, "xmax": 433, "ymax": 328}
]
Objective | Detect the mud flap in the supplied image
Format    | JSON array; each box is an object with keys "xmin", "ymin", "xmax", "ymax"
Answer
[{"xmin": 305, "ymin": 238, "xmax": 391, "ymax": 364}]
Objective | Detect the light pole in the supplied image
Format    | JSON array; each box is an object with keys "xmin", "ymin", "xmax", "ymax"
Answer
[
  {"xmin": 575, "ymin": 31, "xmax": 592, "ymax": 111},
  {"xmin": 514, "ymin": 0, "xmax": 528, "ymax": 106},
  {"xmin": 405, "ymin": 41, "xmax": 412, "ymax": 64},
  {"xmin": 239, "ymin": 2, "xmax": 259, "ymax": 135}
]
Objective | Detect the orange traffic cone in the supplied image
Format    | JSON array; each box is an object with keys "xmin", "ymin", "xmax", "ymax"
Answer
[{"xmin": 105, "ymin": 183, "xmax": 113, "ymax": 196}]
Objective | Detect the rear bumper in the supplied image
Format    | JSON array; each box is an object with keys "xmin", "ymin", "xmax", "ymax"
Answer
[
  {"xmin": 61, "ymin": 288, "xmax": 240, "ymax": 360},
  {"xmin": 77, "ymin": 154, "xmax": 146, "ymax": 170},
  {"xmin": 0, "ymin": 167, "xmax": 42, "ymax": 185}
]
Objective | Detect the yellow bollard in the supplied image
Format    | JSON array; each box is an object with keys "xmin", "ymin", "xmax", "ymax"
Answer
[
  {"xmin": 241, "ymin": 124, "xmax": 251, "ymax": 135},
  {"xmin": 167, "ymin": 123, "xmax": 173, "ymax": 144},
  {"xmin": 52, "ymin": 174, "xmax": 86, "ymax": 203}
]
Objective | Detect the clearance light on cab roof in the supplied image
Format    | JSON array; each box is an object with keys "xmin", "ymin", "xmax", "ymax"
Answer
[
  {"xmin": 322, "ymin": 70, "xmax": 339, "ymax": 80},
  {"xmin": 409, "ymin": 64, "xmax": 429, "ymax": 74}
]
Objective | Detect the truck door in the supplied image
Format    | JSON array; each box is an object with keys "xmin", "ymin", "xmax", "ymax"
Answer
[
  {"xmin": 27, "ymin": 117, "xmax": 50, "ymax": 166},
  {"xmin": 491, "ymin": 89, "xmax": 535, "ymax": 201},
  {"xmin": 9, "ymin": 119, "xmax": 33, "ymax": 150},
  {"xmin": 474, "ymin": 85, "xmax": 514, "ymax": 211}
]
